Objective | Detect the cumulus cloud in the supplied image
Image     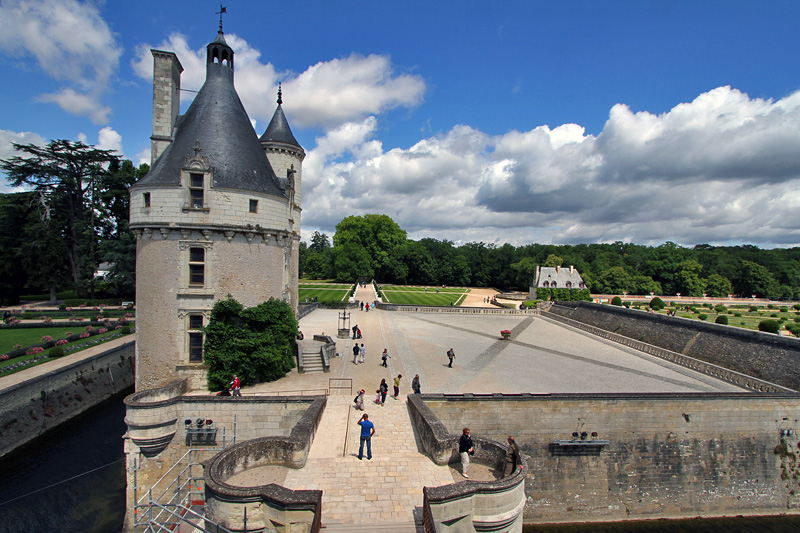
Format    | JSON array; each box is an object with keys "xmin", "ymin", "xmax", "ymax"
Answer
[
  {"xmin": 301, "ymin": 86, "xmax": 800, "ymax": 248},
  {"xmin": 0, "ymin": 0, "xmax": 121, "ymax": 123},
  {"xmin": 0, "ymin": 129, "xmax": 47, "ymax": 192},
  {"xmin": 97, "ymin": 126, "xmax": 122, "ymax": 154},
  {"xmin": 132, "ymin": 33, "xmax": 425, "ymax": 130}
]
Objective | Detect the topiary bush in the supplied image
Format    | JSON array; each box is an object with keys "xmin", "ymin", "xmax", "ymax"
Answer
[
  {"xmin": 49, "ymin": 345, "xmax": 65, "ymax": 358},
  {"xmin": 698, "ymin": 314, "xmax": 708, "ymax": 321},
  {"xmin": 758, "ymin": 320, "xmax": 780, "ymax": 334},
  {"xmin": 780, "ymin": 307, "xmax": 789, "ymax": 313},
  {"xmin": 715, "ymin": 315, "xmax": 728, "ymax": 325},
  {"xmin": 794, "ymin": 304, "xmax": 800, "ymax": 310},
  {"xmin": 734, "ymin": 312, "xmax": 742, "ymax": 317},
  {"xmin": 649, "ymin": 297, "xmax": 665, "ymax": 310},
  {"xmin": 714, "ymin": 305, "xmax": 727, "ymax": 314},
  {"xmin": 121, "ymin": 326, "xmax": 131, "ymax": 335},
  {"xmin": 771, "ymin": 313, "xmax": 779, "ymax": 318},
  {"xmin": 768, "ymin": 304, "xmax": 776, "ymax": 309},
  {"xmin": 749, "ymin": 306, "xmax": 759, "ymax": 312},
  {"xmin": 611, "ymin": 296, "xmax": 622, "ymax": 306}
]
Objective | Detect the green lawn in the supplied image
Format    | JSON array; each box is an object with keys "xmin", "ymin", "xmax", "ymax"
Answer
[
  {"xmin": 379, "ymin": 285, "xmax": 466, "ymax": 294},
  {"xmin": 299, "ymin": 283, "xmax": 352, "ymax": 290},
  {"xmin": 641, "ymin": 305, "xmax": 800, "ymax": 334},
  {"xmin": 381, "ymin": 289, "xmax": 468, "ymax": 306},
  {"xmin": 0, "ymin": 327, "xmax": 87, "ymax": 354},
  {"xmin": 298, "ymin": 286, "xmax": 352, "ymax": 303},
  {"xmin": 1, "ymin": 329, "xmax": 133, "ymax": 376}
]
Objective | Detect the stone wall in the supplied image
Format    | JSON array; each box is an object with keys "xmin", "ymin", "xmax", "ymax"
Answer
[
  {"xmin": 0, "ymin": 341, "xmax": 135, "ymax": 459},
  {"xmin": 547, "ymin": 301, "xmax": 800, "ymax": 390},
  {"xmin": 421, "ymin": 393, "xmax": 800, "ymax": 523},
  {"xmin": 123, "ymin": 380, "xmax": 322, "ymax": 530}
]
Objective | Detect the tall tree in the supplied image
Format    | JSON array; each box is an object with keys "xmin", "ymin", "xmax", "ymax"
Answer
[{"xmin": 1, "ymin": 140, "xmax": 120, "ymax": 297}]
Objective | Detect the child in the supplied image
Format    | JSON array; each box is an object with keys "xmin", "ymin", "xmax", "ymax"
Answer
[{"xmin": 374, "ymin": 389, "xmax": 382, "ymax": 404}]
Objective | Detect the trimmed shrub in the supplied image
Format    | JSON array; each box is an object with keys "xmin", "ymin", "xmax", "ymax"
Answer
[
  {"xmin": 49, "ymin": 346, "xmax": 65, "ymax": 358},
  {"xmin": 649, "ymin": 297, "xmax": 665, "ymax": 310},
  {"xmin": 715, "ymin": 315, "xmax": 728, "ymax": 325},
  {"xmin": 768, "ymin": 304, "xmax": 776, "ymax": 309},
  {"xmin": 714, "ymin": 305, "xmax": 727, "ymax": 314},
  {"xmin": 794, "ymin": 304, "xmax": 800, "ymax": 310},
  {"xmin": 771, "ymin": 313, "xmax": 779, "ymax": 318},
  {"xmin": 758, "ymin": 320, "xmax": 781, "ymax": 334},
  {"xmin": 749, "ymin": 306, "xmax": 759, "ymax": 312},
  {"xmin": 611, "ymin": 296, "xmax": 622, "ymax": 306},
  {"xmin": 734, "ymin": 312, "xmax": 742, "ymax": 317},
  {"xmin": 780, "ymin": 307, "xmax": 789, "ymax": 313},
  {"xmin": 121, "ymin": 326, "xmax": 131, "ymax": 335},
  {"xmin": 698, "ymin": 314, "xmax": 708, "ymax": 321}
]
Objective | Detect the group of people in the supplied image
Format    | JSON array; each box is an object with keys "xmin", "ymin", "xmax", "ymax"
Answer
[
  {"xmin": 359, "ymin": 301, "xmax": 371, "ymax": 311},
  {"xmin": 459, "ymin": 427, "xmax": 521, "ymax": 479}
]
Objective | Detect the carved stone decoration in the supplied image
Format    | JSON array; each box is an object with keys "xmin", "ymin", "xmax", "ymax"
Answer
[
  {"xmin": 245, "ymin": 232, "xmax": 254, "ymax": 243},
  {"xmin": 143, "ymin": 228, "xmax": 152, "ymax": 240},
  {"xmin": 159, "ymin": 228, "xmax": 171, "ymax": 239},
  {"xmin": 179, "ymin": 241, "xmax": 213, "ymax": 251},
  {"xmin": 224, "ymin": 230, "xmax": 235, "ymax": 242},
  {"xmin": 132, "ymin": 229, "xmax": 143, "ymax": 240},
  {"xmin": 202, "ymin": 229, "xmax": 212, "ymax": 240},
  {"xmin": 181, "ymin": 229, "xmax": 191, "ymax": 240}
]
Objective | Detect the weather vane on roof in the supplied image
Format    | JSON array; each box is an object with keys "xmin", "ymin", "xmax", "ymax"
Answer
[{"xmin": 216, "ymin": 4, "xmax": 227, "ymax": 32}]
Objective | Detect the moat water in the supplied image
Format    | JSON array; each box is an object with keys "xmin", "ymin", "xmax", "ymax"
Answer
[
  {"xmin": 0, "ymin": 388, "xmax": 130, "ymax": 533},
  {"xmin": 1, "ymin": 388, "xmax": 800, "ymax": 532}
]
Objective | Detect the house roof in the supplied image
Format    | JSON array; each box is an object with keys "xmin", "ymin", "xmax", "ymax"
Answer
[{"xmin": 534, "ymin": 266, "xmax": 584, "ymax": 288}]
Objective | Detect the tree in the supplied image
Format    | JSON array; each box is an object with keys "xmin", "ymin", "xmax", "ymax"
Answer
[
  {"xmin": 704, "ymin": 273, "xmax": 733, "ymax": 298},
  {"xmin": 675, "ymin": 260, "xmax": 705, "ymax": 297},
  {"xmin": 333, "ymin": 214, "xmax": 407, "ymax": 280},
  {"xmin": 737, "ymin": 261, "xmax": 780, "ymax": 299},
  {"xmin": 203, "ymin": 297, "xmax": 297, "ymax": 391},
  {"xmin": 1, "ymin": 140, "xmax": 120, "ymax": 297},
  {"xmin": 543, "ymin": 254, "xmax": 563, "ymax": 267},
  {"xmin": 309, "ymin": 231, "xmax": 331, "ymax": 252}
]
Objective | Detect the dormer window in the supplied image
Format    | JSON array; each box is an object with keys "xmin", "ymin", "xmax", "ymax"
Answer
[{"xmin": 190, "ymin": 173, "xmax": 204, "ymax": 208}]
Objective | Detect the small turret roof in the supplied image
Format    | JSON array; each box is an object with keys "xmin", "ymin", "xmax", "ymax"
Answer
[{"xmin": 260, "ymin": 86, "xmax": 302, "ymax": 149}]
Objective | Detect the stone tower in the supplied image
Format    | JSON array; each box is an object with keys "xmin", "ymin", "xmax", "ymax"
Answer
[{"xmin": 129, "ymin": 29, "xmax": 302, "ymax": 391}]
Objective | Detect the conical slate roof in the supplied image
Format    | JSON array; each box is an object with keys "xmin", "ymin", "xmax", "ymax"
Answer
[
  {"xmin": 136, "ymin": 34, "xmax": 285, "ymax": 198},
  {"xmin": 259, "ymin": 88, "xmax": 302, "ymax": 149}
]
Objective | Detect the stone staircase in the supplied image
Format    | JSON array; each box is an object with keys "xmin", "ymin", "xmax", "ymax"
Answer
[{"xmin": 301, "ymin": 351, "xmax": 325, "ymax": 374}]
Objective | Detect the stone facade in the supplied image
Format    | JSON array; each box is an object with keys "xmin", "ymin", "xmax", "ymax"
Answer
[
  {"xmin": 422, "ymin": 393, "xmax": 800, "ymax": 523},
  {"xmin": 130, "ymin": 30, "xmax": 303, "ymax": 390}
]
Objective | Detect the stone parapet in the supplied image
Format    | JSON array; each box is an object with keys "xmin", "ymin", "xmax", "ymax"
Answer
[
  {"xmin": 202, "ymin": 397, "xmax": 326, "ymax": 532},
  {"xmin": 547, "ymin": 301, "xmax": 800, "ymax": 390},
  {"xmin": 408, "ymin": 395, "xmax": 527, "ymax": 532},
  {"xmin": 376, "ymin": 303, "xmax": 539, "ymax": 316},
  {"xmin": 419, "ymin": 392, "xmax": 800, "ymax": 523}
]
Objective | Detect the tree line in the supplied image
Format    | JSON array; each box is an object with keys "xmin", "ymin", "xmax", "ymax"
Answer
[
  {"xmin": 301, "ymin": 215, "xmax": 800, "ymax": 299},
  {"xmin": 0, "ymin": 140, "xmax": 147, "ymax": 305},
  {"xmin": 3, "ymin": 139, "xmax": 798, "ymax": 305}
]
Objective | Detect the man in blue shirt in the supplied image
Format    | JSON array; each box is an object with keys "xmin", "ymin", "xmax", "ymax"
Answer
[{"xmin": 357, "ymin": 413, "xmax": 375, "ymax": 460}]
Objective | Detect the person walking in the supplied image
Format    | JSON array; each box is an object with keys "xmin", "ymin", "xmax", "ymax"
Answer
[
  {"xmin": 393, "ymin": 374, "xmax": 402, "ymax": 399},
  {"xmin": 381, "ymin": 349, "xmax": 390, "ymax": 367},
  {"xmin": 360, "ymin": 301, "xmax": 364, "ymax": 311},
  {"xmin": 359, "ymin": 343, "xmax": 366, "ymax": 364},
  {"xmin": 379, "ymin": 379, "xmax": 389, "ymax": 406},
  {"xmin": 229, "ymin": 375, "xmax": 241, "ymax": 397},
  {"xmin": 447, "ymin": 348, "xmax": 455, "ymax": 368},
  {"xmin": 357, "ymin": 413, "xmax": 374, "ymax": 460},
  {"xmin": 365, "ymin": 302, "xmax": 370, "ymax": 312},
  {"xmin": 353, "ymin": 389, "xmax": 365, "ymax": 411},
  {"xmin": 352, "ymin": 324, "xmax": 358, "ymax": 340},
  {"xmin": 353, "ymin": 344, "xmax": 360, "ymax": 364},
  {"xmin": 412, "ymin": 374, "xmax": 421, "ymax": 394},
  {"xmin": 504, "ymin": 436, "xmax": 522, "ymax": 477},
  {"xmin": 459, "ymin": 427, "xmax": 474, "ymax": 478}
]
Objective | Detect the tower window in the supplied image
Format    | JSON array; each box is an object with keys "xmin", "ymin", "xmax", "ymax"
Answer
[
  {"xmin": 189, "ymin": 173, "xmax": 204, "ymax": 208},
  {"xmin": 189, "ymin": 247, "xmax": 205, "ymax": 285},
  {"xmin": 143, "ymin": 192, "xmax": 151, "ymax": 207},
  {"xmin": 249, "ymin": 199, "xmax": 258, "ymax": 213},
  {"xmin": 188, "ymin": 314, "xmax": 204, "ymax": 362}
]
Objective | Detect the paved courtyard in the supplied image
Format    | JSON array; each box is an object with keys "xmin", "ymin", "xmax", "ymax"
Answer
[{"xmin": 231, "ymin": 286, "xmax": 747, "ymax": 531}]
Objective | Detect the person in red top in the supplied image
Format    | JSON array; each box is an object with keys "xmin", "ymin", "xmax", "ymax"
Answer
[{"xmin": 230, "ymin": 375, "xmax": 241, "ymax": 397}]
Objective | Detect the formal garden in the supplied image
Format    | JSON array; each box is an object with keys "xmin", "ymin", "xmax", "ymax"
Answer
[
  {"xmin": 298, "ymin": 280, "xmax": 355, "ymax": 303},
  {"xmin": 0, "ymin": 306, "xmax": 135, "ymax": 377},
  {"xmin": 611, "ymin": 297, "xmax": 800, "ymax": 336},
  {"xmin": 378, "ymin": 285, "xmax": 469, "ymax": 306}
]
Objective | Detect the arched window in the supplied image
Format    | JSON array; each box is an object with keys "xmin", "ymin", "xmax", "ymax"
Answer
[
  {"xmin": 542, "ymin": 281, "xmax": 549, "ymax": 288},
  {"xmin": 566, "ymin": 281, "xmax": 572, "ymax": 288}
]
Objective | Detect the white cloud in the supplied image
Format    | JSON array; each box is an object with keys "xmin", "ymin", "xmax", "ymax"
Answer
[
  {"xmin": 0, "ymin": 0, "xmax": 121, "ymax": 123},
  {"xmin": 0, "ymin": 129, "xmax": 46, "ymax": 192},
  {"xmin": 132, "ymin": 33, "xmax": 425, "ymax": 130},
  {"xmin": 135, "ymin": 147, "xmax": 151, "ymax": 167},
  {"xmin": 97, "ymin": 126, "xmax": 122, "ymax": 154},
  {"xmin": 301, "ymin": 86, "xmax": 800, "ymax": 248}
]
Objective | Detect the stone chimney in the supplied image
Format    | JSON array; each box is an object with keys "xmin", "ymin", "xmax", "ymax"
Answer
[
  {"xmin": 570, "ymin": 265, "xmax": 574, "ymax": 274},
  {"xmin": 150, "ymin": 50, "xmax": 183, "ymax": 165},
  {"xmin": 555, "ymin": 265, "xmax": 561, "ymax": 274}
]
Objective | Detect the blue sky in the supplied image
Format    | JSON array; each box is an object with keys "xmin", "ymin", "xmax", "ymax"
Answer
[{"xmin": 2, "ymin": 0, "xmax": 800, "ymax": 248}]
